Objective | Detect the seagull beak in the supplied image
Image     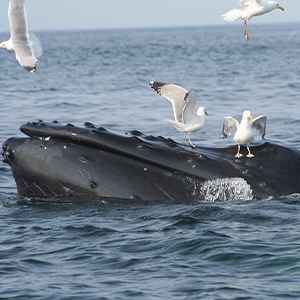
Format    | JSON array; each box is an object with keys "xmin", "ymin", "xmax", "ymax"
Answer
[
  {"xmin": 249, "ymin": 115, "xmax": 253, "ymax": 120},
  {"xmin": 279, "ymin": 6, "xmax": 284, "ymax": 11},
  {"xmin": 205, "ymin": 111, "xmax": 208, "ymax": 116}
]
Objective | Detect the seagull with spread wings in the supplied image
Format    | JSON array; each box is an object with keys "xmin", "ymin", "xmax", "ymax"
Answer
[
  {"xmin": 223, "ymin": 110, "xmax": 267, "ymax": 158},
  {"xmin": 149, "ymin": 81, "xmax": 208, "ymax": 149},
  {"xmin": 222, "ymin": 0, "xmax": 284, "ymax": 41},
  {"xmin": 0, "ymin": 0, "xmax": 42, "ymax": 72}
]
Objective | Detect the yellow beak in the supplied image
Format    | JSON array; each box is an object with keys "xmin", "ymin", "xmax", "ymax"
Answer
[
  {"xmin": 249, "ymin": 115, "xmax": 253, "ymax": 120},
  {"xmin": 279, "ymin": 6, "xmax": 284, "ymax": 11}
]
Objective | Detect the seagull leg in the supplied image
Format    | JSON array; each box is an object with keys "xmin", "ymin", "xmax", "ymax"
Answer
[
  {"xmin": 235, "ymin": 144, "xmax": 243, "ymax": 158},
  {"xmin": 188, "ymin": 133, "xmax": 197, "ymax": 150},
  {"xmin": 243, "ymin": 21, "xmax": 250, "ymax": 41},
  {"xmin": 184, "ymin": 133, "xmax": 188, "ymax": 145},
  {"xmin": 246, "ymin": 144, "xmax": 254, "ymax": 158}
]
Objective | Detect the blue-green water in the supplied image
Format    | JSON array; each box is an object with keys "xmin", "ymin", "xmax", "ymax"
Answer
[{"xmin": 1, "ymin": 24, "xmax": 300, "ymax": 299}]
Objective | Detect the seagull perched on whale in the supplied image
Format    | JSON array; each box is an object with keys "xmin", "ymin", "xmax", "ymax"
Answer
[
  {"xmin": 222, "ymin": 110, "xmax": 267, "ymax": 158},
  {"xmin": 149, "ymin": 81, "xmax": 208, "ymax": 149},
  {"xmin": 0, "ymin": 0, "xmax": 42, "ymax": 72},
  {"xmin": 222, "ymin": 0, "xmax": 284, "ymax": 41}
]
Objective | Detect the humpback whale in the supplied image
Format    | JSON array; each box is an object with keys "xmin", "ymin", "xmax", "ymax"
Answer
[{"xmin": 2, "ymin": 121, "xmax": 300, "ymax": 203}]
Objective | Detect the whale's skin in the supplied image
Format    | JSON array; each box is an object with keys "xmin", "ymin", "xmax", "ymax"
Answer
[{"xmin": 2, "ymin": 121, "xmax": 300, "ymax": 202}]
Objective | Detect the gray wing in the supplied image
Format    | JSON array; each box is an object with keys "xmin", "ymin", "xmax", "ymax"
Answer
[
  {"xmin": 251, "ymin": 115, "xmax": 267, "ymax": 139},
  {"xmin": 149, "ymin": 81, "xmax": 188, "ymax": 123},
  {"xmin": 28, "ymin": 33, "xmax": 43, "ymax": 58},
  {"xmin": 9, "ymin": 0, "xmax": 37, "ymax": 72},
  {"xmin": 182, "ymin": 90, "xmax": 197, "ymax": 124},
  {"xmin": 222, "ymin": 117, "xmax": 239, "ymax": 138}
]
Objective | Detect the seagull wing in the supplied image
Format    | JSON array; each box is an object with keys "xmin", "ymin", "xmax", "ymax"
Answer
[
  {"xmin": 222, "ymin": 117, "xmax": 239, "ymax": 138},
  {"xmin": 149, "ymin": 81, "xmax": 188, "ymax": 123},
  {"xmin": 182, "ymin": 91, "xmax": 198, "ymax": 124},
  {"xmin": 251, "ymin": 115, "xmax": 267, "ymax": 139},
  {"xmin": 239, "ymin": 0, "xmax": 261, "ymax": 7},
  {"xmin": 9, "ymin": 0, "xmax": 37, "ymax": 72},
  {"xmin": 28, "ymin": 33, "xmax": 43, "ymax": 59}
]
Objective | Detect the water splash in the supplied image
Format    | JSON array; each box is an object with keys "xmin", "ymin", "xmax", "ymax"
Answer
[{"xmin": 192, "ymin": 177, "xmax": 254, "ymax": 202}]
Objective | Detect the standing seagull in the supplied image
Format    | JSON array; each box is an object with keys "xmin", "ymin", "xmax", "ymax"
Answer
[
  {"xmin": 222, "ymin": 0, "xmax": 284, "ymax": 41},
  {"xmin": 222, "ymin": 110, "xmax": 267, "ymax": 158},
  {"xmin": 149, "ymin": 81, "xmax": 208, "ymax": 149},
  {"xmin": 0, "ymin": 0, "xmax": 42, "ymax": 72}
]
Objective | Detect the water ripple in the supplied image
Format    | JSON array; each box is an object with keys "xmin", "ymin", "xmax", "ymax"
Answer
[{"xmin": 1, "ymin": 24, "xmax": 300, "ymax": 299}]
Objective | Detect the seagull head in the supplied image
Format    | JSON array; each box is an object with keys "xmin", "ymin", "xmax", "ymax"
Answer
[
  {"xmin": 269, "ymin": 1, "xmax": 284, "ymax": 11},
  {"xmin": 197, "ymin": 107, "xmax": 208, "ymax": 117},
  {"xmin": 0, "ymin": 39, "xmax": 13, "ymax": 51},
  {"xmin": 277, "ymin": 4, "xmax": 284, "ymax": 11},
  {"xmin": 243, "ymin": 110, "xmax": 253, "ymax": 120},
  {"xmin": 0, "ymin": 41, "xmax": 7, "ymax": 49}
]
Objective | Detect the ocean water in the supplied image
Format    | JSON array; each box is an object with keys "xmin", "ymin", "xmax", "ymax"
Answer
[{"xmin": 1, "ymin": 24, "xmax": 300, "ymax": 299}]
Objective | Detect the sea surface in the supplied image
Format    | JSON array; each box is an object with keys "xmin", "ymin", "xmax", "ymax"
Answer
[{"xmin": 0, "ymin": 24, "xmax": 300, "ymax": 299}]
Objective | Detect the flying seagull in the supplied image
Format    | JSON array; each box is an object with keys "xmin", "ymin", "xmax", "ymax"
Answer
[
  {"xmin": 0, "ymin": 0, "xmax": 42, "ymax": 72},
  {"xmin": 222, "ymin": 0, "xmax": 284, "ymax": 41},
  {"xmin": 149, "ymin": 81, "xmax": 208, "ymax": 149},
  {"xmin": 222, "ymin": 110, "xmax": 267, "ymax": 158}
]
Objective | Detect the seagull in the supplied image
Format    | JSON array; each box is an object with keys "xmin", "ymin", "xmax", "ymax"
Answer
[
  {"xmin": 222, "ymin": 0, "xmax": 284, "ymax": 41},
  {"xmin": 149, "ymin": 81, "xmax": 208, "ymax": 149},
  {"xmin": 0, "ymin": 0, "xmax": 42, "ymax": 72},
  {"xmin": 222, "ymin": 110, "xmax": 267, "ymax": 158}
]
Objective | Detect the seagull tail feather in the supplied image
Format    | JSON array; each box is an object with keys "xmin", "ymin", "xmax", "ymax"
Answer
[
  {"xmin": 222, "ymin": 9, "xmax": 242, "ymax": 22},
  {"xmin": 164, "ymin": 119, "xmax": 184, "ymax": 131}
]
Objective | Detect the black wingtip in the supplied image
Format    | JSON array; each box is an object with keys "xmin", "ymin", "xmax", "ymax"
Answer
[
  {"xmin": 149, "ymin": 81, "xmax": 168, "ymax": 94},
  {"xmin": 24, "ymin": 65, "xmax": 36, "ymax": 73}
]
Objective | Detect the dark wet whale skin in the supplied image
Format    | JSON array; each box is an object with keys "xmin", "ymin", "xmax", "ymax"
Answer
[{"xmin": 2, "ymin": 121, "xmax": 300, "ymax": 202}]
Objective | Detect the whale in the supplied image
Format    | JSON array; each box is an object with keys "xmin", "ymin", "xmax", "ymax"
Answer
[{"xmin": 2, "ymin": 121, "xmax": 300, "ymax": 203}]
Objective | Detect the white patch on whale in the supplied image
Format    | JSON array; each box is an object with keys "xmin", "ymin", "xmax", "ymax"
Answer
[{"xmin": 191, "ymin": 177, "xmax": 254, "ymax": 202}]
